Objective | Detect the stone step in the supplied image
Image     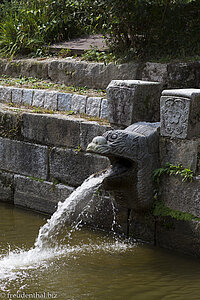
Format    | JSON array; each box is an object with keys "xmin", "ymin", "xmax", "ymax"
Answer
[
  {"xmin": 0, "ymin": 85, "xmax": 108, "ymax": 120},
  {"xmin": 49, "ymin": 34, "xmax": 108, "ymax": 56}
]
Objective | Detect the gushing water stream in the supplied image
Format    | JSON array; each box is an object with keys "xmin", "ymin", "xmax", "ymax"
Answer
[
  {"xmin": 0, "ymin": 173, "xmax": 200, "ymax": 299},
  {"xmin": 0, "ymin": 171, "xmax": 132, "ymax": 292},
  {"xmin": 35, "ymin": 171, "xmax": 109, "ymax": 249}
]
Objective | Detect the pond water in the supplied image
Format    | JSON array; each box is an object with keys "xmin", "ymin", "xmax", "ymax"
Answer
[{"xmin": 0, "ymin": 202, "xmax": 200, "ymax": 300}]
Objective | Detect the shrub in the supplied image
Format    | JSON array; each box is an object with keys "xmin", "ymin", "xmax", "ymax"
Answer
[
  {"xmin": 0, "ymin": 0, "xmax": 87, "ymax": 57},
  {"xmin": 0, "ymin": 0, "xmax": 199, "ymax": 60},
  {"xmin": 103, "ymin": 0, "xmax": 200, "ymax": 60}
]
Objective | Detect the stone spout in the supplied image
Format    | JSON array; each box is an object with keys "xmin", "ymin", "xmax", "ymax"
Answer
[{"xmin": 87, "ymin": 122, "xmax": 160, "ymax": 211}]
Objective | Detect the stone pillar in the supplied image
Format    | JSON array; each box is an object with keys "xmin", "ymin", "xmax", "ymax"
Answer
[
  {"xmin": 160, "ymin": 89, "xmax": 200, "ymax": 171},
  {"xmin": 160, "ymin": 88, "xmax": 200, "ymax": 216},
  {"xmin": 160, "ymin": 89, "xmax": 200, "ymax": 139},
  {"xmin": 106, "ymin": 80, "xmax": 163, "ymax": 127}
]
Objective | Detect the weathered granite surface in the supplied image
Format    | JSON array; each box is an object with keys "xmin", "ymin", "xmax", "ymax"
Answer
[
  {"xmin": 14, "ymin": 175, "xmax": 74, "ymax": 214},
  {"xmin": 86, "ymin": 97, "xmax": 102, "ymax": 117},
  {"xmin": 1, "ymin": 58, "xmax": 200, "ymax": 90},
  {"xmin": 160, "ymin": 89, "xmax": 200, "ymax": 139},
  {"xmin": 157, "ymin": 87, "xmax": 200, "ymax": 257},
  {"xmin": 22, "ymin": 112, "xmax": 110, "ymax": 149},
  {"xmin": 71, "ymin": 94, "xmax": 87, "ymax": 114},
  {"xmin": 22, "ymin": 113, "xmax": 81, "ymax": 147},
  {"xmin": 156, "ymin": 217, "xmax": 200, "ymax": 257},
  {"xmin": 44, "ymin": 91, "xmax": 58, "ymax": 110},
  {"xmin": 49, "ymin": 148, "xmax": 110, "ymax": 187},
  {"xmin": 130, "ymin": 212, "xmax": 200, "ymax": 257},
  {"xmin": 0, "ymin": 86, "xmax": 12, "ymax": 103},
  {"xmin": 11, "ymin": 87, "xmax": 23, "ymax": 104},
  {"xmin": 159, "ymin": 137, "xmax": 199, "ymax": 172},
  {"xmin": 0, "ymin": 86, "xmax": 107, "ymax": 119},
  {"xmin": 32, "ymin": 89, "xmax": 46, "ymax": 107},
  {"xmin": 160, "ymin": 175, "xmax": 200, "ymax": 218},
  {"xmin": 0, "ymin": 171, "xmax": 14, "ymax": 203},
  {"xmin": 22, "ymin": 89, "xmax": 33, "ymax": 106},
  {"xmin": 57, "ymin": 93, "xmax": 72, "ymax": 111},
  {"xmin": 107, "ymin": 80, "xmax": 162, "ymax": 127},
  {"xmin": 0, "ymin": 137, "xmax": 48, "ymax": 179}
]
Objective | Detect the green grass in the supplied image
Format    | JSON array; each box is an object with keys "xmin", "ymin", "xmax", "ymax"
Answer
[
  {"xmin": 0, "ymin": 75, "xmax": 106, "ymax": 97},
  {"xmin": 1, "ymin": 102, "xmax": 110, "ymax": 125}
]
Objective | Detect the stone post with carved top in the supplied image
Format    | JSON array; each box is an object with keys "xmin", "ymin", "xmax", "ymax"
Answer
[
  {"xmin": 160, "ymin": 89, "xmax": 200, "ymax": 139},
  {"xmin": 160, "ymin": 88, "xmax": 200, "ymax": 217},
  {"xmin": 106, "ymin": 80, "xmax": 163, "ymax": 128}
]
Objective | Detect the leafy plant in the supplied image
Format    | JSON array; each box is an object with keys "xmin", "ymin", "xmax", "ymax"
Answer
[
  {"xmin": 0, "ymin": 0, "xmax": 87, "ymax": 57},
  {"xmin": 153, "ymin": 163, "xmax": 194, "ymax": 184},
  {"xmin": 81, "ymin": 46, "xmax": 116, "ymax": 65},
  {"xmin": 28, "ymin": 176, "xmax": 45, "ymax": 183},
  {"xmin": 74, "ymin": 145, "xmax": 82, "ymax": 153},
  {"xmin": 0, "ymin": 0, "xmax": 198, "ymax": 60},
  {"xmin": 31, "ymin": 107, "xmax": 54, "ymax": 114},
  {"xmin": 58, "ymin": 48, "xmax": 71, "ymax": 58}
]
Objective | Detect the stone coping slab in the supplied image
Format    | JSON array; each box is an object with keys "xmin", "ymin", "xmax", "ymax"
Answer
[
  {"xmin": 162, "ymin": 88, "xmax": 200, "ymax": 99},
  {"xmin": 0, "ymin": 85, "xmax": 108, "ymax": 120}
]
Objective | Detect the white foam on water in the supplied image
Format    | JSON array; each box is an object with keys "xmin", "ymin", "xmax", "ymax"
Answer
[
  {"xmin": 0, "ymin": 240, "xmax": 134, "ymax": 289},
  {"xmin": 0, "ymin": 171, "xmax": 135, "ymax": 291}
]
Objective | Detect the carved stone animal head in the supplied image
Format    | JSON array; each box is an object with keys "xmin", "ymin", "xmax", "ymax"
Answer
[{"xmin": 87, "ymin": 122, "xmax": 160, "ymax": 211}]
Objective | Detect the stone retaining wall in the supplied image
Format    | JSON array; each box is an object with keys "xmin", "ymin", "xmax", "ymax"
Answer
[
  {"xmin": 0, "ymin": 85, "xmax": 108, "ymax": 120},
  {"xmin": 0, "ymin": 79, "xmax": 163, "ymax": 128},
  {"xmin": 1, "ymin": 58, "xmax": 200, "ymax": 90},
  {"xmin": 0, "ymin": 104, "xmax": 110, "ymax": 214}
]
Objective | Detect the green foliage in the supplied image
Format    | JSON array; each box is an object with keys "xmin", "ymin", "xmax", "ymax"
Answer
[
  {"xmin": 0, "ymin": 0, "xmax": 89, "ymax": 57},
  {"xmin": 74, "ymin": 145, "xmax": 82, "ymax": 153},
  {"xmin": 31, "ymin": 107, "xmax": 55, "ymax": 114},
  {"xmin": 58, "ymin": 48, "xmax": 71, "ymax": 58},
  {"xmin": 0, "ymin": 75, "xmax": 106, "ymax": 97},
  {"xmin": 99, "ymin": 0, "xmax": 200, "ymax": 60},
  {"xmin": 0, "ymin": 1, "xmax": 48, "ymax": 56},
  {"xmin": 153, "ymin": 200, "xmax": 200, "ymax": 221},
  {"xmin": 81, "ymin": 46, "xmax": 116, "ymax": 65},
  {"xmin": 28, "ymin": 176, "xmax": 45, "ymax": 183},
  {"xmin": 153, "ymin": 163, "xmax": 194, "ymax": 184},
  {"xmin": 0, "ymin": 0, "xmax": 199, "ymax": 59}
]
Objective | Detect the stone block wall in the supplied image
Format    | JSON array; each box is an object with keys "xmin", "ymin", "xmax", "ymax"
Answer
[
  {"xmin": 1, "ymin": 58, "xmax": 200, "ymax": 90},
  {"xmin": 0, "ymin": 85, "xmax": 108, "ymax": 120},
  {"xmin": 0, "ymin": 104, "xmax": 110, "ymax": 214},
  {"xmin": 160, "ymin": 89, "xmax": 200, "ymax": 211},
  {"xmin": 149, "ymin": 88, "xmax": 200, "ymax": 256},
  {"xmin": 1, "ymin": 74, "xmax": 200, "ymax": 256}
]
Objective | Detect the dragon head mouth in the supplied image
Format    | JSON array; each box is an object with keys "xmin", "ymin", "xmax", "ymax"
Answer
[
  {"xmin": 86, "ymin": 122, "xmax": 160, "ymax": 211},
  {"xmin": 86, "ymin": 136, "xmax": 135, "ymax": 179},
  {"xmin": 86, "ymin": 134, "xmax": 137, "ymax": 210}
]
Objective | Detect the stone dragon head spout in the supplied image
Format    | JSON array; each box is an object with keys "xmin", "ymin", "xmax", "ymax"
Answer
[{"xmin": 87, "ymin": 122, "xmax": 160, "ymax": 212}]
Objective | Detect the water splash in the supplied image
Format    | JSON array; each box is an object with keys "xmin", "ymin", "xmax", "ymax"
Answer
[{"xmin": 0, "ymin": 170, "xmax": 134, "ymax": 292}]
